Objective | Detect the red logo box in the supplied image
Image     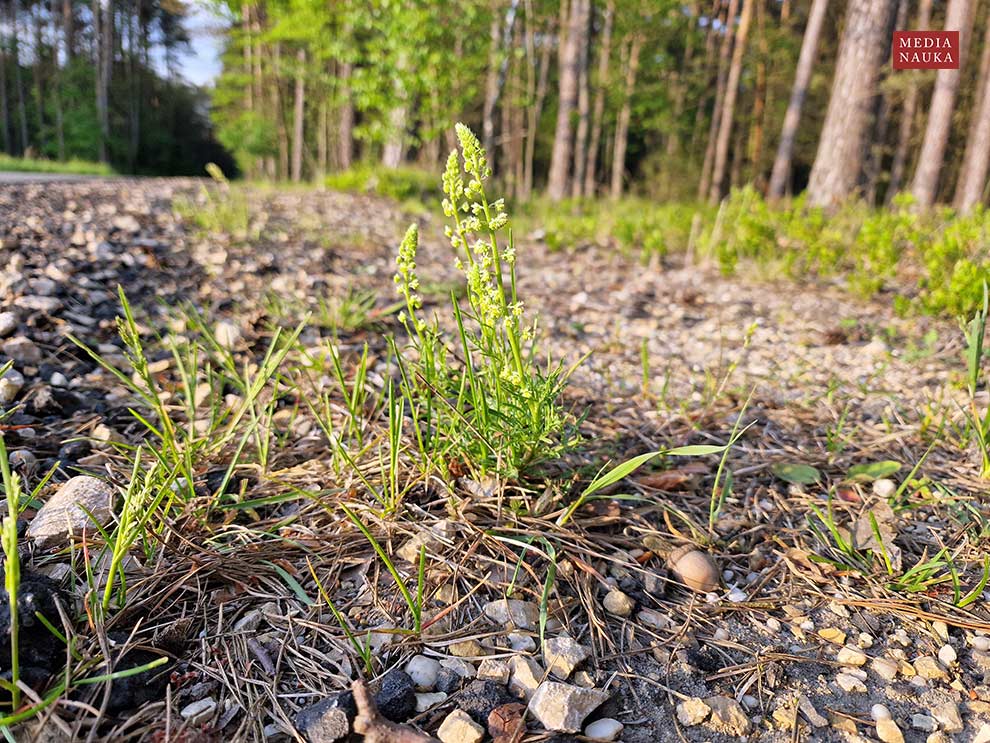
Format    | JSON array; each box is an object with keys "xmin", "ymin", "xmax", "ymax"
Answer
[{"xmin": 893, "ymin": 31, "xmax": 960, "ymax": 70}]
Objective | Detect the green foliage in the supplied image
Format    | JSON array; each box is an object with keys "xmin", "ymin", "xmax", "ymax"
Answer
[
  {"xmin": 173, "ymin": 164, "xmax": 254, "ymax": 239},
  {"xmin": 519, "ymin": 188, "xmax": 990, "ymax": 319},
  {"xmin": 0, "ymin": 154, "xmax": 113, "ymax": 176},
  {"xmin": 325, "ymin": 164, "xmax": 442, "ymax": 202},
  {"xmin": 393, "ymin": 124, "xmax": 575, "ymax": 478}
]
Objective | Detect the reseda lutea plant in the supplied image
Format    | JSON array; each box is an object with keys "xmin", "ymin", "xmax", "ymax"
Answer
[{"xmin": 394, "ymin": 124, "xmax": 573, "ymax": 477}]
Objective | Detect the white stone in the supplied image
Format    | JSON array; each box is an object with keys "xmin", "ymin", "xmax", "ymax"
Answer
[
  {"xmin": 509, "ymin": 633, "xmax": 536, "ymax": 652},
  {"xmin": 404, "ymin": 654, "xmax": 441, "ymax": 691},
  {"xmin": 836, "ymin": 646, "xmax": 867, "ymax": 666},
  {"xmin": 437, "ymin": 709, "xmax": 484, "ymax": 743},
  {"xmin": 528, "ymin": 682, "xmax": 608, "ymax": 733},
  {"xmin": 932, "ymin": 701, "xmax": 963, "ymax": 733},
  {"xmin": 476, "ymin": 658, "xmax": 510, "ymax": 684},
  {"xmin": 0, "ymin": 368, "xmax": 24, "ymax": 405},
  {"xmin": 877, "ymin": 718, "xmax": 904, "ymax": 743},
  {"xmin": 508, "ymin": 655, "xmax": 544, "ymax": 700},
  {"xmin": 543, "ymin": 636, "xmax": 590, "ymax": 680},
  {"xmin": 483, "ymin": 598, "xmax": 540, "ymax": 629},
  {"xmin": 911, "ymin": 715, "xmax": 937, "ymax": 732},
  {"xmin": 972, "ymin": 636, "xmax": 990, "ymax": 651},
  {"xmin": 215, "ymin": 320, "xmax": 242, "ymax": 350},
  {"xmin": 584, "ymin": 718, "xmax": 623, "ymax": 741},
  {"xmin": 415, "ymin": 692, "xmax": 447, "ymax": 713},
  {"xmin": 835, "ymin": 672, "xmax": 867, "ymax": 693},
  {"xmin": 26, "ymin": 475, "xmax": 115, "ymax": 548},
  {"xmin": 870, "ymin": 657, "xmax": 899, "ymax": 681},
  {"xmin": 705, "ymin": 696, "xmax": 751, "ymax": 736},
  {"xmin": 602, "ymin": 589, "xmax": 635, "ymax": 617},
  {"xmin": 675, "ymin": 697, "xmax": 710, "ymax": 726},
  {"xmin": 937, "ymin": 644, "xmax": 957, "ymax": 666},
  {"xmin": 872, "ymin": 479, "xmax": 897, "ymax": 498},
  {"xmin": 180, "ymin": 698, "xmax": 217, "ymax": 725},
  {"xmin": 0, "ymin": 312, "xmax": 17, "ymax": 337},
  {"xmin": 871, "ymin": 704, "xmax": 891, "ymax": 721}
]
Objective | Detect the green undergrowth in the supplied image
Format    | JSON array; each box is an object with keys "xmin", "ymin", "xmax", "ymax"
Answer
[
  {"xmin": 517, "ymin": 187, "xmax": 990, "ymax": 318},
  {"xmin": 0, "ymin": 154, "xmax": 114, "ymax": 176},
  {"xmin": 325, "ymin": 163, "xmax": 442, "ymax": 204}
]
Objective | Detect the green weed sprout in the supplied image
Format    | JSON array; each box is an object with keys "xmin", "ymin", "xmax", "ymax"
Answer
[
  {"xmin": 0, "ymin": 434, "xmax": 21, "ymax": 712},
  {"xmin": 962, "ymin": 282, "xmax": 990, "ymax": 477}
]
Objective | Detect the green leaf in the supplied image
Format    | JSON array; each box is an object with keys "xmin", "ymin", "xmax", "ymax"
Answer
[
  {"xmin": 582, "ymin": 450, "xmax": 662, "ymax": 498},
  {"xmin": 771, "ymin": 462, "xmax": 822, "ymax": 484},
  {"xmin": 666, "ymin": 444, "xmax": 728, "ymax": 456},
  {"xmin": 846, "ymin": 461, "xmax": 901, "ymax": 482}
]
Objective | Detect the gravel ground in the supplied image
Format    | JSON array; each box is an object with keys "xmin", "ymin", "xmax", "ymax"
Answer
[{"xmin": 1, "ymin": 179, "xmax": 988, "ymax": 743}]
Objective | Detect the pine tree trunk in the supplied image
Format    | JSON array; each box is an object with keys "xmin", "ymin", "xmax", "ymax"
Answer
[
  {"xmin": 910, "ymin": 0, "xmax": 972, "ymax": 208},
  {"xmin": 806, "ymin": 0, "xmax": 897, "ymax": 209},
  {"xmin": 887, "ymin": 0, "xmax": 932, "ymax": 201},
  {"xmin": 12, "ymin": 1, "xmax": 29, "ymax": 154},
  {"xmin": 954, "ymin": 14, "xmax": 990, "ymax": 208},
  {"xmin": 664, "ymin": 1, "xmax": 697, "ymax": 179},
  {"xmin": 747, "ymin": 0, "xmax": 767, "ymax": 186},
  {"xmin": 63, "ymin": 0, "xmax": 75, "ymax": 60},
  {"xmin": 955, "ymin": 45, "xmax": 990, "ymax": 211},
  {"xmin": 570, "ymin": 0, "xmax": 591, "ymax": 199},
  {"xmin": 583, "ymin": 0, "xmax": 613, "ymax": 197},
  {"xmin": 522, "ymin": 5, "xmax": 553, "ymax": 199},
  {"xmin": 0, "ymin": 31, "xmax": 9, "ymax": 154},
  {"xmin": 482, "ymin": 6, "xmax": 501, "ymax": 160},
  {"xmin": 338, "ymin": 61, "xmax": 354, "ymax": 170},
  {"xmin": 272, "ymin": 43, "xmax": 289, "ymax": 178},
  {"xmin": 52, "ymin": 0, "xmax": 65, "ymax": 159},
  {"xmin": 609, "ymin": 33, "xmax": 642, "ymax": 200},
  {"xmin": 768, "ymin": 0, "xmax": 828, "ymax": 199},
  {"xmin": 708, "ymin": 0, "xmax": 754, "ymax": 203},
  {"xmin": 698, "ymin": 0, "xmax": 739, "ymax": 199},
  {"xmin": 291, "ymin": 48, "xmax": 305, "ymax": 182},
  {"xmin": 547, "ymin": 0, "xmax": 585, "ymax": 201}
]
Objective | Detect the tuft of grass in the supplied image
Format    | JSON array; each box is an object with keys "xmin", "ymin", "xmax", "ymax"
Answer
[
  {"xmin": 0, "ymin": 434, "xmax": 22, "ymax": 712},
  {"xmin": 962, "ymin": 282, "xmax": 990, "ymax": 478},
  {"xmin": 174, "ymin": 163, "xmax": 254, "ymax": 239}
]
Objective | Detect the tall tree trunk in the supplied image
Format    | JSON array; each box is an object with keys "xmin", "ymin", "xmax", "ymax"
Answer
[
  {"xmin": 768, "ymin": 0, "xmax": 828, "ymax": 199},
  {"xmin": 663, "ymin": 1, "xmax": 697, "ymax": 182},
  {"xmin": 482, "ymin": 6, "xmax": 502, "ymax": 160},
  {"xmin": 522, "ymin": 3, "xmax": 553, "ymax": 199},
  {"xmin": 570, "ymin": 0, "xmax": 591, "ymax": 199},
  {"xmin": 887, "ymin": 0, "xmax": 932, "ymax": 201},
  {"xmin": 338, "ymin": 61, "xmax": 354, "ymax": 170},
  {"xmin": 954, "ymin": 13, "xmax": 990, "ymax": 208},
  {"xmin": 806, "ymin": 0, "xmax": 897, "ymax": 209},
  {"xmin": 32, "ymin": 7, "xmax": 45, "ymax": 153},
  {"xmin": 0, "ymin": 31, "xmax": 9, "ymax": 154},
  {"xmin": 609, "ymin": 33, "xmax": 643, "ymax": 200},
  {"xmin": 382, "ymin": 49, "xmax": 408, "ymax": 169},
  {"xmin": 291, "ymin": 47, "xmax": 305, "ymax": 182},
  {"xmin": 708, "ymin": 0, "xmax": 754, "ymax": 203},
  {"xmin": 51, "ymin": 0, "xmax": 65, "ymax": 160},
  {"xmin": 910, "ymin": 0, "xmax": 972, "ymax": 208},
  {"xmin": 12, "ymin": 1, "xmax": 28, "ymax": 154},
  {"xmin": 747, "ymin": 0, "xmax": 766, "ymax": 186},
  {"xmin": 547, "ymin": 0, "xmax": 586, "ymax": 201},
  {"xmin": 317, "ymin": 97, "xmax": 328, "ymax": 179},
  {"xmin": 698, "ymin": 0, "xmax": 739, "ymax": 199},
  {"xmin": 93, "ymin": 0, "xmax": 112, "ymax": 163},
  {"xmin": 127, "ymin": 2, "xmax": 139, "ymax": 172},
  {"xmin": 272, "ymin": 43, "xmax": 289, "ymax": 178},
  {"xmin": 63, "ymin": 0, "xmax": 75, "ymax": 60},
  {"xmin": 583, "ymin": 0, "xmax": 613, "ymax": 197}
]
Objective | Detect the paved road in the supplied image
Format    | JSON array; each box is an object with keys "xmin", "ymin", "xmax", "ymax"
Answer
[{"xmin": 0, "ymin": 171, "xmax": 105, "ymax": 183}]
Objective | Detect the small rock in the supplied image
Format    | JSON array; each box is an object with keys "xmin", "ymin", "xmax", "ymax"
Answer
[
  {"xmin": 476, "ymin": 658, "xmax": 510, "ymax": 685},
  {"xmin": 602, "ymin": 589, "xmax": 634, "ymax": 617},
  {"xmin": 972, "ymin": 636, "xmax": 990, "ymax": 651},
  {"xmin": 705, "ymin": 696, "xmax": 751, "ymax": 736},
  {"xmin": 215, "ymin": 320, "xmax": 242, "ymax": 350},
  {"xmin": 876, "ymin": 718, "xmax": 905, "ymax": 743},
  {"xmin": 8, "ymin": 449, "xmax": 36, "ymax": 472},
  {"xmin": 872, "ymin": 479, "xmax": 897, "ymax": 498},
  {"xmin": 0, "ymin": 367, "xmax": 25, "ymax": 405},
  {"xmin": 26, "ymin": 475, "xmax": 115, "ymax": 548},
  {"xmin": 508, "ymin": 633, "xmax": 536, "ymax": 652},
  {"xmin": 543, "ymin": 636, "xmax": 590, "ymax": 680},
  {"xmin": 818, "ymin": 628, "xmax": 846, "ymax": 645},
  {"xmin": 404, "ymin": 655, "xmax": 441, "ymax": 691},
  {"xmin": 180, "ymin": 697, "xmax": 217, "ymax": 725},
  {"xmin": 436, "ymin": 668, "xmax": 465, "ymax": 695},
  {"xmin": 2, "ymin": 336, "xmax": 41, "ymax": 364},
  {"xmin": 437, "ymin": 709, "xmax": 484, "ymax": 743},
  {"xmin": 913, "ymin": 655, "xmax": 948, "ymax": 680},
  {"xmin": 932, "ymin": 701, "xmax": 963, "ymax": 733},
  {"xmin": 713, "ymin": 627, "xmax": 730, "ymax": 641},
  {"xmin": 487, "ymin": 702, "xmax": 527, "ymax": 741},
  {"xmin": 974, "ymin": 723, "xmax": 990, "ymax": 743},
  {"xmin": 871, "ymin": 657, "xmax": 898, "ymax": 681},
  {"xmin": 927, "ymin": 733, "xmax": 949, "ymax": 743},
  {"xmin": 373, "ymin": 670, "xmax": 416, "ymax": 722},
  {"xmin": 637, "ymin": 609, "xmax": 672, "ymax": 630},
  {"xmin": 483, "ymin": 599, "xmax": 540, "ymax": 629},
  {"xmin": 676, "ymin": 697, "xmax": 710, "ymax": 726},
  {"xmin": 932, "ymin": 621, "xmax": 949, "ymax": 642},
  {"xmin": 938, "ymin": 644, "xmax": 957, "ymax": 666},
  {"xmin": 448, "ymin": 639, "xmax": 486, "ymax": 657},
  {"xmin": 858, "ymin": 632, "xmax": 874, "ymax": 648},
  {"xmin": 439, "ymin": 658, "xmax": 475, "ymax": 678},
  {"xmin": 584, "ymin": 718, "xmax": 623, "ymax": 741},
  {"xmin": 772, "ymin": 701, "xmax": 797, "ymax": 728},
  {"xmin": 14, "ymin": 295, "xmax": 62, "ymax": 314},
  {"xmin": 798, "ymin": 695, "xmax": 828, "ymax": 727},
  {"xmin": 415, "ymin": 692, "xmax": 447, "ymax": 713},
  {"xmin": 527, "ymin": 681, "xmax": 608, "ymax": 733},
  {"xmin": 836, "ymin": 645, "xmax": 868, "ymax": 666},
  {"xmin": 871, "ymin": 704, "xmax": 891, "ymax": 721},
  {"xmin": 726, "ymin": 586, "xmax": 748, "ymax": 602},
  {"xmin": 294, "ymin": 692, "xmax": 356, "ymax": 743},
  {"xmin": 397, "ymin": 530, "xmax": 437, "ymax": 563},
  {"xmin": 112, "ymin": 214, "xmax": 141, "ymax": 233},
  {"xmin": 508, "ymin": 655, "xmax": 544, "ymax": 700},
  {"xmin": 835, "ymin": 672, "xmax": 867, "ymax": 693},
  {"xmin": 0, "ymin": 312, "xmax": 17, "ymax": 337},
  {"xmin": 911, "ymin": 714, "xmax": 937, "ymax": 732}
]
